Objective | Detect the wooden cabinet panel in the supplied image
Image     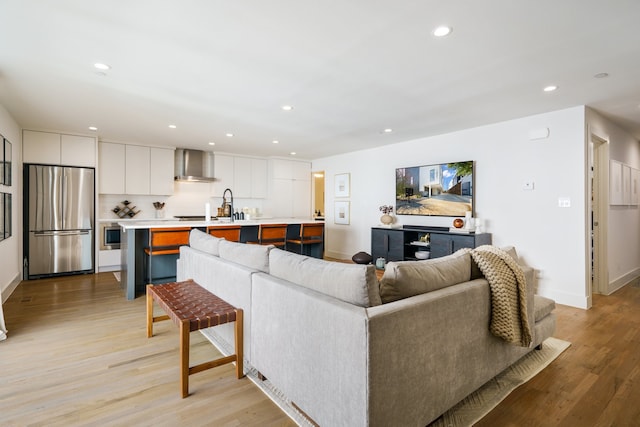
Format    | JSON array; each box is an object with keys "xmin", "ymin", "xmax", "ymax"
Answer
[
  {"xmin": 212, "ymin": 154, "xmax": 234, "ymax": 197},
  {"xmin": 23, "ymin": 130, "xmax": 61, "ymax": 164},
  {"xmin": 371, "ymin": 228, "xmax": 405, "ymax": 262},
  {"xmin": 372, "ymin": 226, "xmax": 491, "ymax": 262},
  {"xmin": 292, "ymin": 179, "xmax": 311, "ymax": 218},
  {"xmin": 233, "ymin": 157, "xmax": 252, "ymax": 198},
  {"xmin": 251, "ymin": 158, "xmax": 268, "ymax": 198},
  {"xmin": 61, "ymin": 134, "xmax": 96, "ymax": 167},
  {"xmin": 98, "ymin": 142, "xmax": 125, "ymax": 194},
  {"xmin": 149, "ymin": 147, "xmax": 175, "ymax": 195},
  {"xmin": 125, "ymin": 145, "xmax": 150, "ymax": 195}
]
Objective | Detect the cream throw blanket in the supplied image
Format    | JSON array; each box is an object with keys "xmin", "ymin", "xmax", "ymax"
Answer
[{"xmin": 469, "ymin": 245, "xmax": 532, "ymax": 347}]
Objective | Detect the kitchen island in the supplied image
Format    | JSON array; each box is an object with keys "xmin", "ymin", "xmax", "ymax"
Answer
[{"xmin": 118, "ymin": 218, "xmax": 323, "ymax": 300}]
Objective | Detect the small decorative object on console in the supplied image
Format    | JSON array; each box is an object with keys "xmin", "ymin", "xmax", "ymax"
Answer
[
  {"xmin": 379, "ymin": 205, "xmax": 394, "ymax": 225},
  {"xmin": 453, "ymin": 218, "xmax": 464, "ymax": 228}
]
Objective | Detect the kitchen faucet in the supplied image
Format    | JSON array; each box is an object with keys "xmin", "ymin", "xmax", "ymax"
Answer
[{"xmin": 223, "ymin": 188, "xmax": 234, "ymax": 222}]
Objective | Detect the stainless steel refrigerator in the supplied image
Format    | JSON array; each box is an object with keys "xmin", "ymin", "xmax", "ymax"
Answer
[{"xmin": 25, "ymin": 164, "xmax": 95, "ymax": 278}]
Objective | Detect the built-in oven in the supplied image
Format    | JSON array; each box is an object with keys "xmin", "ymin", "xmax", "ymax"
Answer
[{"xmin": 100, "ymin": 223, "xmax": 121, "ymax": 250}]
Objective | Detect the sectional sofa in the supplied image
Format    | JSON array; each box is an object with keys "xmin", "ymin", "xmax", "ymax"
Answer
[{"xmin": 176, "ymin": 229, "xmax": 556, "ymax": 426}]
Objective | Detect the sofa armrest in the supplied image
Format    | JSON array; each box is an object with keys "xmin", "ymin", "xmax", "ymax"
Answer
[
  {"xmin": 251, "ymin": 272, "xmax": 369, "ymax": 427},
  {"xmin": 366, "ymin": 278, "xmax": 532, "ymax": 426}
]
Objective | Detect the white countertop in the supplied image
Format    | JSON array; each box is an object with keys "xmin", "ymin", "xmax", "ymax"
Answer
[{"xmin": 117, "ymin": 218, "xmax": 324, "ymax": 230}]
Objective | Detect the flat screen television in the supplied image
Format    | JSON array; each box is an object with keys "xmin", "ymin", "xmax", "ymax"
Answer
[{"xmin": 395, "ymin": 161, "xmax": 474, "ymax": 217}]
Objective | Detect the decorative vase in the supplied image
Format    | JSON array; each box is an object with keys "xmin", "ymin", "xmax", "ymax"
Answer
[{"xmin": 380, "ymin": 214, "xmax": 394, "ymax": 225}]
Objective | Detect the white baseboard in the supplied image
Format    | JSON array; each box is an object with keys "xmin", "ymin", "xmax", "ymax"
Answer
[
  {"xmin": 608, "ymin": 267, "xmax": 640, "ymax": 295},
  {"xmin": 1, "ymin": 273, "xmax": 21, "ymax": 303}
]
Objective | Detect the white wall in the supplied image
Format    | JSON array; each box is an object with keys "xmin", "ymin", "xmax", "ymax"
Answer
[
  {"xmin": 0, "ymin": 104, "xmax": 22, "ymax": 302},
  {"xmin": 587, "ymin": 108, "xmax": 640, "ymax": 293},
  {"xmin": 314, "ymin": 106, "xmax": 588, "ymax": 308}
]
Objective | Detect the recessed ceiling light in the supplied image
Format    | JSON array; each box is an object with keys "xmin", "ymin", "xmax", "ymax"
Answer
[
  {"xmin": 208, "ymin": 142, "xmax": 215, "ymax": 146},
  {"xmin": 433, "ymin": 26, "xmax": 452, "ymax": 37},
  {"xmin": 94, "ymin": 63, "xmax": 111, "ymax": 71},
  {"xmin": 272, "ymin": 140, "xmax": 279, "ymax": 144},
  {"xmin": 225, "ymin": 133, "xmax": 234, "ymax": 137},
  {"xmin": 594, "ymin": 72, "xmax": 609, "ymax": 79},
  {"xmin": 290, "ymin": 152, "xmax": 296, "ymax": 156},
  {"xmin": 282, "ymin": 105, "xmax": 293, "ymax": 111},
  {"xmin": 383, "ymin": 128, "xmax": 393, "ymax": 133},
  {"xmin": 168, "ymin": 124, "xmax": 177, "ymax": 129},
  {"xmin": 543, "ymin": 85, "xmax": 558, "ymax": 92},
  {"xmin": 88, "ymin": 126, "xmax": 98, "ymax": 131}
]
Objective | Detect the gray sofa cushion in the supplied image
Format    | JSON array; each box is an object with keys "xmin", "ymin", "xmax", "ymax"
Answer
[
  {"xmin": 268, "ymin": 248, "xmax": 382, "ymax": 307},
  {"xmin": 189, "ymin": 228, "xmax": 224, "ymax": 256},
  {"xmin": 534, "ymin": 295, "xmax": 555, "ymax": 322},
  {"xmin": 219, "ymin": 239, "xmax": 273, "ymax": 273},
  {"xmin": 379, "ymin": 249, "xmax": 471, "ymax": 303}
]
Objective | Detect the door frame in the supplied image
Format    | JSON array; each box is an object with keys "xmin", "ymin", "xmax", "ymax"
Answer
[{"xmin": 587, "ymin": 127, "xmax": 609, "ymax": 301}]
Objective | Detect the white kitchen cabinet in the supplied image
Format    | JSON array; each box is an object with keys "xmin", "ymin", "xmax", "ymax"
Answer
[
  {"xmin": 233, "ymin": 157, "xmax": 252, "ymax": 198},
  {"xmin": 98, "ymin": 142, "xmax": 126, "ymax": 194},
  {"xmin": 24, "ymin": 130, "xmax": 96, "ymax": 167},
  {"xmin": 125, "ymin": 145, "xmax": 150, "ymax": 195},
  {"xmin": 212, "ymin": 154, "xmax": 235, "ymax": 197},
  {"xmin": 23, "ymin": 130, "xmax": 60, "ymax": 164},
  {"xmin": 292, "ymin": 179, "xmax": 311, "ymax": 218},
  {"xmin": 61, "ymin": 134, "xmax": 96, "ymax": 167},
  {"xmin": 268, "ymin": 159, "xmax": 311, "ymax": 218},
  {"xmin": 99, "ymin": 143, "xmax": 173, "ymax": 195},
  {"xmin": 149, "ymin": 147, "xmax": 175, "ymax": 195},
  {"xmin": 251, "ymin": 158, "xmax": 268, "ymax": 198}
]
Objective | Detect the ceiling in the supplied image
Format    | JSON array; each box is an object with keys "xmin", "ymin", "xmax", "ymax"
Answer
[{"xmin": 1, "ymin": 1, "xmax": 640, "ymax": 160}]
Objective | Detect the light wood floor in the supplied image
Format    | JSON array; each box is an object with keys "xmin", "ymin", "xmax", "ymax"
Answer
[
  {"xmin": 0, "ymin": 273, "xmax": 296, "ymax": 427},
  {"xmin": 3, "ymin": 273, "xmax": 640, "ymax": 426}
]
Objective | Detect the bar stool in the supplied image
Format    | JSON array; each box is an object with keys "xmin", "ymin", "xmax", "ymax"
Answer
[
  {"xmin": 286, "ymin": 223, "xmax": 324, "ymax": 258},
  {"xmin": 145, "ymin": 227, "xmax": 191, "ymax": 283},
  {"xmin": 206, "ymin": 225, "xmax": 242, "ymax": 242},
  {"xmin": 247, "ymin": 223, "xmax": 288, "ymax": 248}
]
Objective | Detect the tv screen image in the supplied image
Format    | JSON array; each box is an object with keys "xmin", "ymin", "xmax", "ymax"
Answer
[{"xmin": 395, "ymin": 161, "xmax": 474, "ymax": 217}]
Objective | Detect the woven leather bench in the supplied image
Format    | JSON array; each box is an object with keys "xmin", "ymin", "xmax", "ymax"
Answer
[{"xmin": 146, "ymin": 280, "xmax": 244, "ymax": 398}]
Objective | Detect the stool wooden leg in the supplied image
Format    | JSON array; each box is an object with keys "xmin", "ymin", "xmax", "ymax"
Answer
[
  {"xmin": 146, "ymin": 285, "xmax": 154, "ymax": 338},
  {"xmin": 235, "ymin": 309, "xmax": 244, "ymax": 379},
  {"xmin": 180, "ymin": 319, "xmax": 190, "ymax": 398}
]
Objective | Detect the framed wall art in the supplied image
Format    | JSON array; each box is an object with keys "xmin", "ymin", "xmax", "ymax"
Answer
[
  {"xmin": 2, "ymin": 138, "xmax": 11, "ymax": 186},
  {"xmin": 334, "ymin": 173, "xmax": 350, "ymax": 198},
  {"xmin": 334, "ymin": 200, "xmax": 350, "ymax": 225}
]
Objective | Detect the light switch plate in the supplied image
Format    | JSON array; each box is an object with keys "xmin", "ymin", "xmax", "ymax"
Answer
[
  {"xmin": 523, "ymin": 181, "xmax": 535, "ymax": 190},
  {"xmin": 558, "ymin": 197, "xmax": 571, "ymax": 208}
]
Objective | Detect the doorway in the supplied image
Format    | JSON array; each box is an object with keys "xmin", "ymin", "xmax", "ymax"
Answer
[
  {"xmin": 312, "ymin": 171, "xmax": 325, "ymax": 219},
  {"xmin": 589, "ymin": 132, "xmax": 609, "ymax": 299}
]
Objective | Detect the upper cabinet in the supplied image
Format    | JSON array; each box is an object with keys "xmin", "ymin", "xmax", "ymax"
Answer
[
  {"xmin": 98, "ymin": 142, "xmax": 126, "ymax": 194},
  {"xmin": 98, "ymin": 142, "xmax": 174, "ymax": 195},
  {"xmin": 149, "ymin": 147, "xmax": 175, "ymax": 195},
  {"xmin": 212, "ymin": 154, "xmax": 267, "ymax": 198},
  {"xmin": 269, "ymin": 158, "xmax": 311, "ymax": 218},
  {"xmin": 23, "ymin": 130, "xmax": 96, "ymax": 167}
]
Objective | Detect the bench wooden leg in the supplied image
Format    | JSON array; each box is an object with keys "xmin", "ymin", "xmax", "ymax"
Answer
[
  {"xmin": 180, "ymin": 319, "xmax": 190, "ymax": 398},
  {"xmin": 146, "ymin": 285, "xmax": 154, "ymax": 338},
  {"xmin": 235, "ymin": 308, "xmax": 244, "ymax": 379}
]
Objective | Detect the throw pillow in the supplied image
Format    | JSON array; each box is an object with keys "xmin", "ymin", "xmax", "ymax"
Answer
[
  {"xmin": 379, "ymin": 249, "xmax": 472, "ymax": 303},
  {"xmin": 189, "ymin": 228, "xmax": 224, "ymax": 256},
  {"xmin": 269, "ymin": 248, "xmax": 382, "ymax": 307},
  {"xmin": 218, "ymin": 239, "xmax": 272, "ymax": 273}
]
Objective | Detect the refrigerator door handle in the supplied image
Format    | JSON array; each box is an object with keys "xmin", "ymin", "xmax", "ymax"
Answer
[{"xmin": 34, "ymin": 230, "xmax": 90, "ymax": 237}]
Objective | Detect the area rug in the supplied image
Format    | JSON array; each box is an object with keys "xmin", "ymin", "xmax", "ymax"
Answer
[
  {"xmin": 429, "ymin": 337, "xmax": 571, "ymax": 427},
  {"xmin": 201, "ymin": 329, "xmax": 569, "ymax": 427}
]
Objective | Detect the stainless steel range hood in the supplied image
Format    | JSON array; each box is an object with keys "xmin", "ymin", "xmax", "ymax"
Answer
[{"xmin": 174, "ymin": 149, "xmax": 215, "ymax": 182}]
